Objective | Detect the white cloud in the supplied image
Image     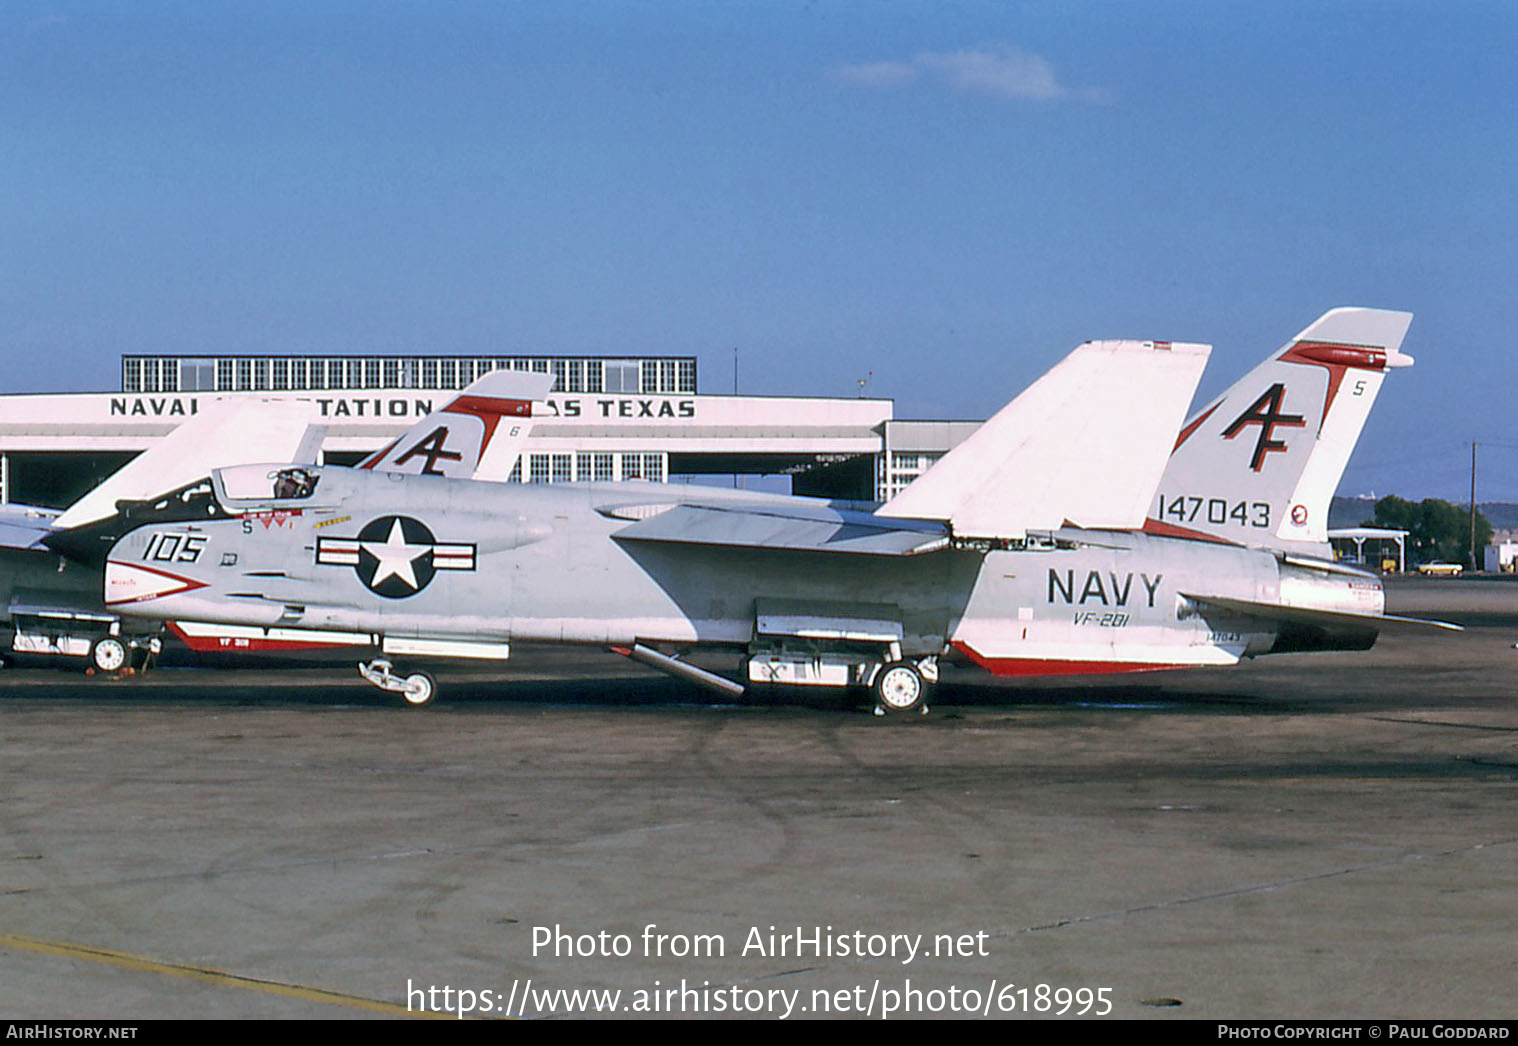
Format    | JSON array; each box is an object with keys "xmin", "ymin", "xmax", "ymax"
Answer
[{"xmin": 834, "ymin": 45, "xmax": 1108, "ymax": 104}]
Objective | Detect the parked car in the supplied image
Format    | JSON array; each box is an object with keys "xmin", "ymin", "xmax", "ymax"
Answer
[{"xmin": 1416, "ymin": 561, "xmax": 1464, "ymax": 576}]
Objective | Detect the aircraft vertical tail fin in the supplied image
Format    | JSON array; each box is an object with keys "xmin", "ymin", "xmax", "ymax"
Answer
[
  {"xmin": 878, "ymin": 339, "xmax": 1211, "ymax": 537},
  {"xmin": 358, "ymin": 370, "xmax": 554, "ymax": 480},
  {"xmin": 1149, "ymin": 307, "xmax": 1413, "ymax": 551}
]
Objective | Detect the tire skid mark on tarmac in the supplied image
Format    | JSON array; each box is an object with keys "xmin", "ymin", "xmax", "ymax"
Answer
[{"xmin": 1002, "ymin": 835, "xmax": 1518, "ymax": 937}]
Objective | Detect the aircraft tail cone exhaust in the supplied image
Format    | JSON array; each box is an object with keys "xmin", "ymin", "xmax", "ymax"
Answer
[{"xmin": 613, "ymin": 643, "xmax": 746, "ymax": 697}]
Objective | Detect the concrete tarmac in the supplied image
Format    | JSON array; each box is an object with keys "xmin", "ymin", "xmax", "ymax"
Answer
[{"xmin": 0, "ymin": 577, "xmax": 1514, "ymax": 1020}]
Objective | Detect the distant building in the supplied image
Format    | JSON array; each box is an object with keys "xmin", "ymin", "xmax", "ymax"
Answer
[
  {"xmin": 1484, "ymin": 541, "xmax": 1518, "ymax": 573},
  {"xmin": 0, "ymin": 353, "xmax": 980, "ymax": 509}
]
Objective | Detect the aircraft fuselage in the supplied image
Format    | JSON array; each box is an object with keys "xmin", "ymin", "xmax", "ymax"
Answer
[{"xmin": 102, "ymin": 467, "xmax": 1384, "ymax": 682}]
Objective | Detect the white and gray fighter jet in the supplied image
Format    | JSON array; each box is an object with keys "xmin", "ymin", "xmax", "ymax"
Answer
[
  {"xmin": 97, "ymin": 308, "xmax": 1456, "ymax": 711},
  {"xmin": 0, "ymin": 397, "xmax": 322, "ymax": 671},
  {"xmin": 30, "ymin": 369, "xmax": 550, "ymax": 667}
]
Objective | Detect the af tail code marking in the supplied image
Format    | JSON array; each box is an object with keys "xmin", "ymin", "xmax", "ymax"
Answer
[
  {"xmin": 1222, "ymin": 382, "xmax": 1306, "ymax": 472},
  {"xmin": 1172, "ymin": 339, "xmax": 1388, "ymax": 460}
]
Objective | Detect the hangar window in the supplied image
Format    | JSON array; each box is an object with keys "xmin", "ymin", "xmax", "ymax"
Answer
[
  {"xmin": 552, "ymin": 454, "xmax": 572, "ymax": 483},
  {"xmin": 305, "ymin": 359, "xmax": 324, "ymax": 390},
  {"xmin": 217, "ymin": 359, "xmax": 234, "ymax": 391},
  {"xmin": 382, "ymin": 359, "xmax": 399, "ymax": 388},
  {"xmin": 506, "ymin": 461, "xmax": 523, "ymax": 483},
  {"xmin": 272, "ymin": 359, "xmax": 288, "ymax": 391},
  {"xmin": 659, "ymin": 360, "xmax": 676, "ymax": 394},
  {"xmin": 160, "ymin": 359, "xmax": 178, "ymax": 392},
  {"xmin": 421, "ymin": 359, "xmax": 438, "ymax": 389},
  {"xmin": 642, "ymin": 454, "xmax": 665, "ymax": 483},
  {"xmin": 141, "ymin": 360, "xmax": 160, "ymax": 393},
  {"xmin": 678, "ymin": 359, "xmax": 696, "ymax": 393},
  {"xmin": 252, "ymin": 359, "xmax": 270, "ymax": 390},
  {"xmin": 123, "ymin": 359, "xmax": 142, "ymax": 392},
  {"xmin": 289, "ymin": 359, "xmax": 306, "ymax": 389},
  {"xmin": 605, "ymin": 361, "xmax": 638, "ymax": 393},
  {"xmin": 593, "ymin": 453, "xmax": 615, "ymax": 482},
  {"xmin": 566, "ymin": 359, "xmax": 584, "ymax": 392},
  {"xmin": 326, "ymin": 359, "xmax": 344, "ymax": 389},
  {"xmin": 440, "ymin": 359, "xmax": 456, "ymax": 388},
  {"xmin": 236, "ymin": 360, "xmax": 252, "ymax": 391},
  {"xmin": 528, "ymin": 454, "xmax": 551, "ymax": 485},
  {"xmin": 641, "ymin": 360, "xmax": 658, "ymax": 394},
  {"xmin": 179, "ymin": 359, "xmax": 214, "ymax": 392},
  {"xmin": 363, "ymin": 359, "xmax": 380, "ymax": 389},
  {"xmin": 585, "ymin": 360, "xmax": 604, "ymax": 393}
]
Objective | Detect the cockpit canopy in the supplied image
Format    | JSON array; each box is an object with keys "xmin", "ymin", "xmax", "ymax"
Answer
[{"xmin": 213, "ymin": 463, "xmax": 326, "ymax": 505}]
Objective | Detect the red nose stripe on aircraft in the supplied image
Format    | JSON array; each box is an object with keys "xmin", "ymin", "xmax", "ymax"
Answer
[
  {"xmin": 104, "ymin": 561, "xmax": 208, "ymax": 606},
  {"xmin": 950, "ymin": 641, "xmax": 1190, "ymax": 677}
]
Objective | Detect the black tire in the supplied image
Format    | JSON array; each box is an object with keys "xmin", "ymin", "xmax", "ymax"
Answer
[
  {"xmin": 90, "ymin": 637, "xmax": 128, "ymax": 673},
  {"xmin": 400, "ymin": 670, "xmax": 438, "ymax": 707},
  {"xmin": 872, "ymin": 661, "xmax": 927, "ymax": 714}
]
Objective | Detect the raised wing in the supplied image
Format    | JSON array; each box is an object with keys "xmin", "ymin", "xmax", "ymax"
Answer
[
  {"xmin": 878, "ymin": 340, "xmax": 1212, "ymax": 538},
  {"xmin": 49, "ymin": 398, "xmax": 323, "ymax": 535},
  {"xmin": 358, "ymin": 370, "xmax": 553, "ymax": 480}
]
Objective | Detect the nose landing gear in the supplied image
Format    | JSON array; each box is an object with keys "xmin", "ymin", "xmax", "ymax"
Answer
[{"xmin": 358, "ymin": 658, "xmax": 438, "ymax": 707}]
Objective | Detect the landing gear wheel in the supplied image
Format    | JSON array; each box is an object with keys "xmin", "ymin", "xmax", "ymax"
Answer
[
  {"xmin": 872, "ymin": 660, "xmax": 928, "ymax": 715},
  {"xmin": 90, "ymin": 637, "xmax": 127, "ymax": 674},
  {"xmin": 400, "ymin": 671, "xmax": 437, "ymax": 708}
]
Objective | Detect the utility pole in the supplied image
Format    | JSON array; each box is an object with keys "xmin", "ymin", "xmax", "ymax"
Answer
[{"xmin": 1469, "ymin": 441, "xmax": 1478, "ymax": 571}]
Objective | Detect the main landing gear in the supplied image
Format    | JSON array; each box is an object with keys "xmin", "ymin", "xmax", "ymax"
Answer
[
  {"xmin": 87, "ymin": 634, "xmax": 161, "ymax": 677},
  {"xmin": 869, "ymin": 657, "xmax": 936, "ymax": 717},
  {"xmin": 358, "ymin": 658, "xmax": 438, "ymax": 707}
]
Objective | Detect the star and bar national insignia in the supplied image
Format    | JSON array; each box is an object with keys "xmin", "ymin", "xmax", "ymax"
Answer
[{"xmin": 315, "ymin": 515, "xmax": 476, "ymax": 598}]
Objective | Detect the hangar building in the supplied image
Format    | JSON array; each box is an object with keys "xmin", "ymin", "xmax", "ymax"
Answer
[{"xmin": 0, "ymin": 353, "xmax": 972, "ymax": 509}]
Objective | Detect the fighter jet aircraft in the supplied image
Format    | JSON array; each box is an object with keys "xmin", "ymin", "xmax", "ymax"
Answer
[
  {"xmin": 98, "ymin": 308, "xmax": 1454, "ymax": 712},
  {"xmin": 146, "ymin": 369, "xmax": 553, "ymax": 655},
  {"xmin": 0, "ymin": 397, "xmax": 322, "ymax": 671},
  {"xmin": 15, "ymin": 369, "xmax": 550, "ymax": 669}
]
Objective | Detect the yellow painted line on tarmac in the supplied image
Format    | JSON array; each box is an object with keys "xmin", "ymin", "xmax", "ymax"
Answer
[{"xmin": 0, "ymin": 931, "xmax": 470, "ymax": 1019}]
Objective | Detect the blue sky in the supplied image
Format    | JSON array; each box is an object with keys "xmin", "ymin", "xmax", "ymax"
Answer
[{"xmin": 3, "ymin": 1, "xmax": 1515, "ymax": 499}]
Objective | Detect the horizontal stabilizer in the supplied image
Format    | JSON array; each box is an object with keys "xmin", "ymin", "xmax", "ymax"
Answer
[
  {"xmin": 609, "ymin": 502, "xmax": 951, "ymax": 557},
  {"xmin": 1182, "ymin": 592, "xmax": 1462, "ymax": 633},
  {"xmin": 879, "ymin": 340, "xmax": 1211, "ymax": 538}
]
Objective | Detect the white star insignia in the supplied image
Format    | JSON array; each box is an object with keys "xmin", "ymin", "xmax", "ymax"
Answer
[{"xmin": 361, "ymin": 518, "xmax": 430, "ymax": 590}]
